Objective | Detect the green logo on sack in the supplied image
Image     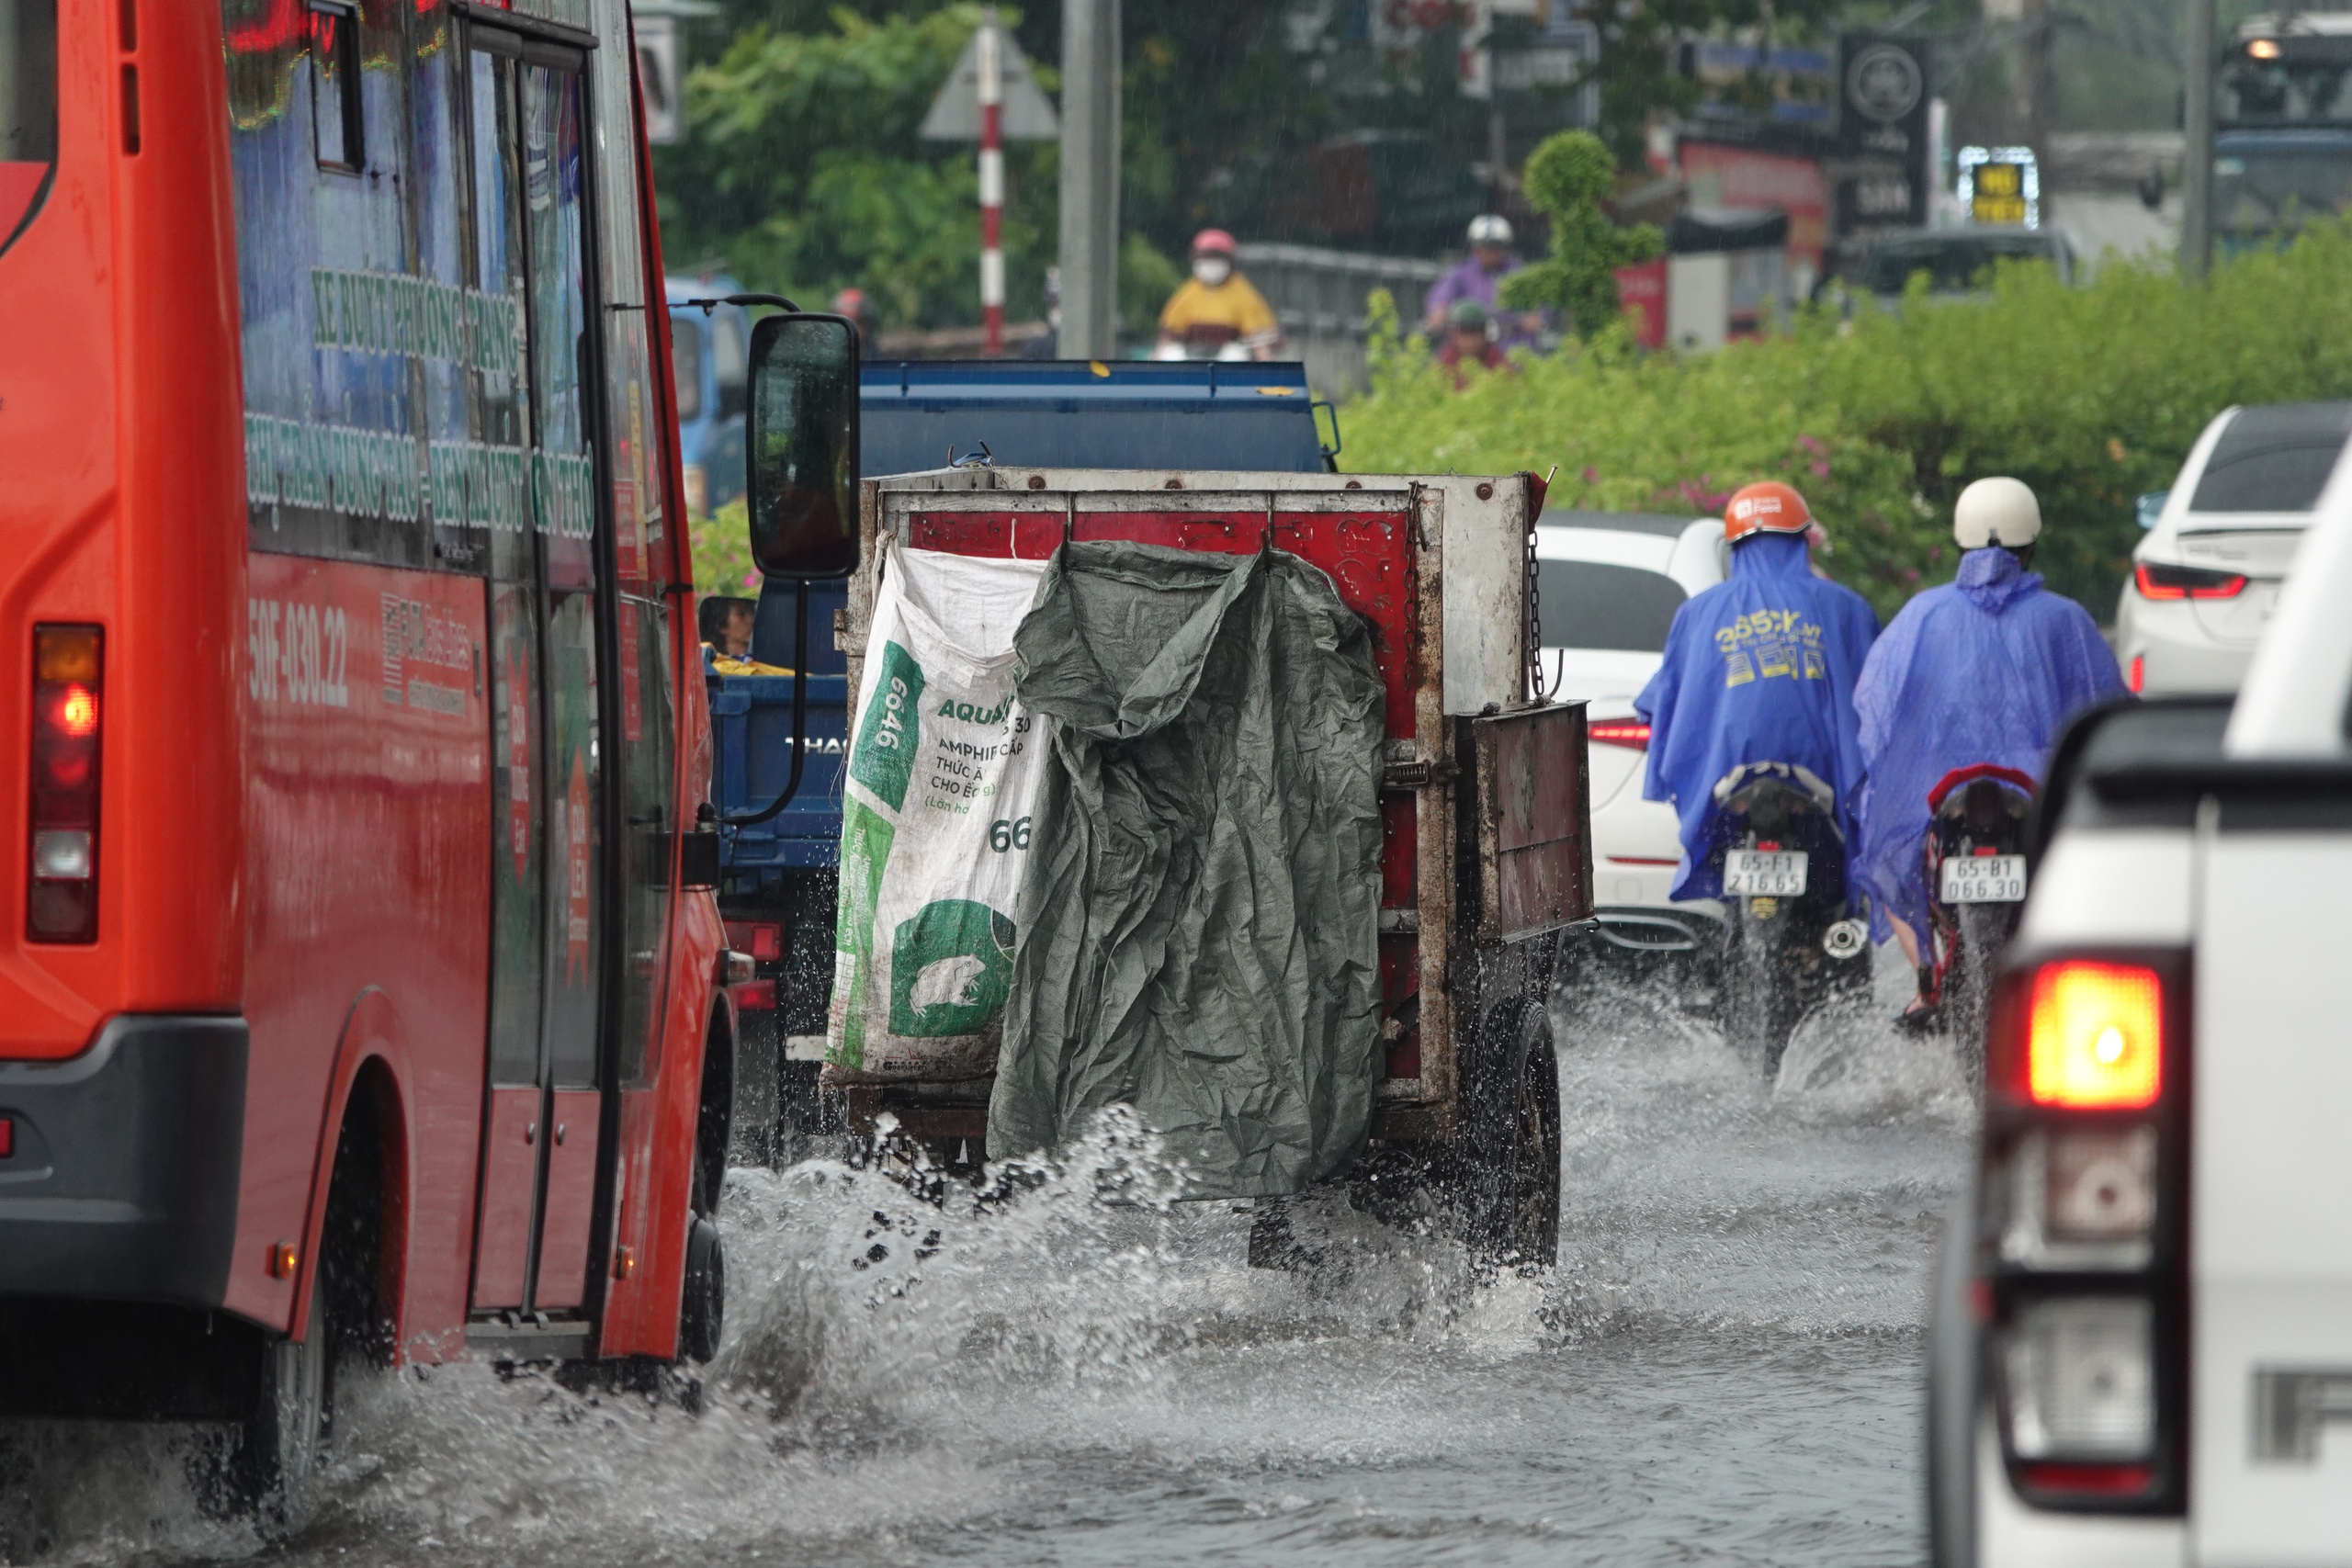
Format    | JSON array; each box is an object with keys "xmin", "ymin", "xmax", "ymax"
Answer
[
  {"xmin": 849, "ymin": 641, "xmax": 924, "ymax": 811},
  {"xmin": 828, "ymin": 798, "xmax": 898, "ymax": 1069},
  {"xmin": 888, "ymin": 899, "xmax": 1016, "ymax": 1038}
]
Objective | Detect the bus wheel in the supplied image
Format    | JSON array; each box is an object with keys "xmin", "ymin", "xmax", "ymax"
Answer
[
  {"xmin": 678, "ymin": 1214, "xmax": 726, "ymax": 1364},
  {"xmin": 229, "ymin": 1274, "xmax": 333, "ymax": 1528},
  {"xmin": 221, "ymin": 1096, "xmax": 382, "ymax": 1529}
]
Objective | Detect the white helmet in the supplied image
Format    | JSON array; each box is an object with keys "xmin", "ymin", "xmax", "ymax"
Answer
[
  {"xmin": 1467, "ymin": 213, "xmax": 1514, "ymax": 247},
  {"xmin": 1953, "ymin": 477, "xmax": 2041, "ymax": 549}
]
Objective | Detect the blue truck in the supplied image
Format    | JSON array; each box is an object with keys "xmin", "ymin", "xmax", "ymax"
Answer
[{"xmin": 703, "ymin": 357, "xmax": 1338, "ymax": 1152}]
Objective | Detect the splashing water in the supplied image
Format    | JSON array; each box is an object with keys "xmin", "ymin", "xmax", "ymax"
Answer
[{"xmin": 1, "ymin": 950, "xmax": 1968, "ymax": 1568}]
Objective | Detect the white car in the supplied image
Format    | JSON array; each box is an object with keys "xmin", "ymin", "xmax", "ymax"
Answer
[
  {"xmin": 1927, "ymin": 457, "xmax": 2352, "ymax": 1563},
  {"xmin": 1533, "ymin": 511, "xmax": 1725, "ymax": 961},
  {"xmin": 2116, "ymin": 400, "xmax": 2352, "ymax": 695}
]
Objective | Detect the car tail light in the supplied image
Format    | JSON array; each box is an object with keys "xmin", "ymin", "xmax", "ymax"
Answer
[
  {"xmin": 28, "ymin": 626, "xmax": 103, "ymax": 943},
  {"xmin": 2006, "ymin": 1297, "xmax": 2156, "ymax": 1461},
  {"xmin": 1981, "ymin": 952, "xmax": 2185, "ymax": 1514},
  {"xmin": 2134, "ymin": 560, "xmax": 2247, "ymax": 601},
  {"xmin": 1588, "ymin": 720, "xmax": 1650, "ymax": 750},
  {"xmin": 2022, "ymin": 961, "xmax": 2162, "ymax": 1111},
  {"xmin": 723, "ymin": 919, "xmax": 783, "ymax": 963},
  {"xmin": 2127, "ymin": 654, "xmax": 2144, "ymax": 694}
]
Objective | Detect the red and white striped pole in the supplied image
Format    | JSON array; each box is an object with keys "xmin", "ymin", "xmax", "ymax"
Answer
[{"xmin": 978, "ymin": 8, "xmax": 1005, "ymax": 356}]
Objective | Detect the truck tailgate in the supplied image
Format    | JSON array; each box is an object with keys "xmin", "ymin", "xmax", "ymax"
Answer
[{"xmin": 2194, "ymin": 822, "xmax": 2352, "ymax": 1562}]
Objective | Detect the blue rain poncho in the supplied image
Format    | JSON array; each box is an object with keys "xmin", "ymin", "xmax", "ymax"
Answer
[
  {"xmin": 1634, "ymin": 533, "xmax": 1879, "ymax": 901},
  {"xmin": 1853, "ymin": 547, "xmax": 2129, "ymax": 946}
]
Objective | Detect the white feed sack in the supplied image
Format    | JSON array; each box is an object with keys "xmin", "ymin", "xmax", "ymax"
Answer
[{"xmin": 826, "ymin": 541, "xmax": 1049, "ymax": 1080}]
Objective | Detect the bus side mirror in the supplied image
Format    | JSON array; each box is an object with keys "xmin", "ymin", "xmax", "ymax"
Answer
[
  {"xmin": 2135, "ymin": 491, "xmax": 2169, "ymax": 530},
  {"xmin": 744, "ymin": 312, "xmax": 860, "ymax": 579}
]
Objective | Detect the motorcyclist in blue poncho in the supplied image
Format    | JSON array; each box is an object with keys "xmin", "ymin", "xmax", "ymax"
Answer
[
  {"xmin": 1854, "ymin": 478, "xmax": 2128, "ymax": 1020},
  {"xmin": 1635, "ymin": 482, "xmax": 1879, "ymax": 904}
]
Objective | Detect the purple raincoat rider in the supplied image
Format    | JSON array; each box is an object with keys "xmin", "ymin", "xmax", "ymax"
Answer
[
  {"xmin": 1421, "ymin": 215, "xmax": 1548, "ymax": 349},
  {"xmin": 1635, "ymin": 482, "xmax": 1879, "ymax": 903},
  {"xmin": 1854, "ymin": 478, "xmax": 2129, "ymax": 1016}
]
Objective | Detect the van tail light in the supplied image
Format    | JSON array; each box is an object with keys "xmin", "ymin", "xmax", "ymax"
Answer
[
  {"xmin": 28, "ymin": 626, "xmax": 103, "ymax": 943},
  {"xmin": 2134, "ymin": 560, "xmax": 2247, "ymax": 600},
  {"xmin": 1981, "ymin": 953, "xmax": 2186, "ymax": 1514},
  {"xmin": 1588, "ymin": 720, "xmax": 1651, "ymax": 750}
]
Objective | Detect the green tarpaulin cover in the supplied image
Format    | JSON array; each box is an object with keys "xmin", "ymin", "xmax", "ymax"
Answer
[{"xmin": 988, "ymin": 541, "xmax": 1385, "ymax": 1198}]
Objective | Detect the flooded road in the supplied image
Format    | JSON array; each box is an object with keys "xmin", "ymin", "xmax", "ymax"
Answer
[{"xmin": 4, "ymin": 959, "xmax": 1970, "ymax": 1568}]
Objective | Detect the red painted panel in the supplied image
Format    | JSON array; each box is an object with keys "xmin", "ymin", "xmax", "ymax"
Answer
[
  {"xmin": 905, "ymin": 512, "xmax": 1062, "ymax": 559},
  {"xmin": 532, "ymin": 1088, "xmax": 602, "ymax": 1310},
  {"xmin": 233, "ymin": 557, "xmax": 490, "ymax": 1350},
  {"xmin": 471, "ymin": 1087, "xmax": 537, "ymax": 1311}
]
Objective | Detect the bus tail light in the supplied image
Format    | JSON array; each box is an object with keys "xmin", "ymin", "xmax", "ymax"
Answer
[
  {"xmin": 1983, "ymin": 953, "xmax": 2185, "ymax": 1514},
  {"xmin": 28, "ymin": 626, "xmax": 103, "ymax": 943}
]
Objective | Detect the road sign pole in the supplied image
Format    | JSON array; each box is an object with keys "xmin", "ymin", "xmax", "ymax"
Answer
[{"xmin": 979, "ymin": 10, "xmax": 1005, "ymax": 355}]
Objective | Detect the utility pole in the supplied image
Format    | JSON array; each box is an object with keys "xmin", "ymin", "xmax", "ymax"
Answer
[
  {"xmin": 2016, "ymin": 0, "xmax": 2052, "ymax": 177},
  {"xmin": 1058, "ymin": 0, "xmax": 1121, "ymax": 359},
  {"xmin": 2182, "ymin": 0, "xmax": 2216, "ymax": 280}
]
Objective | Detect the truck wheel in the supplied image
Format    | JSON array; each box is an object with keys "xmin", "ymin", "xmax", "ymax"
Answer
[{"xmin": 1452, "ymin": 997, "xmax": 1562, "ymax": 1270}]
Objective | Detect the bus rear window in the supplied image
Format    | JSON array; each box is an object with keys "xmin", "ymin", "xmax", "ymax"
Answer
[{"xmin": 0, "ymin": 0, "xmax": 57, "ymax": 255}]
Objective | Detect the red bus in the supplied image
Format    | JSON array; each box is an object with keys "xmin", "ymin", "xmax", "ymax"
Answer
[{"xmin": 0, "ymin": 0, "xmax": 748, "ymax": 1512}]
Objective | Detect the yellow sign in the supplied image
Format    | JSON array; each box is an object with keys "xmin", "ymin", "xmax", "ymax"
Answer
[{"xmin": 1971, "ymin": 161, "xmax": 2029, "ymax": 225}]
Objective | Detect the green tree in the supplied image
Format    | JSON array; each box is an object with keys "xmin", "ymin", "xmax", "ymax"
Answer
[
  {"xmin": 1345, "ymin": 224, "xmax": 2352, "ymax": 620},
  {"xmin": 1498, "ymin": 131, "xmax": 1663, "ymax": 340},
  {"xmin": 657, "ymin": 6, "xmax": 1057, "ymax": 331}
]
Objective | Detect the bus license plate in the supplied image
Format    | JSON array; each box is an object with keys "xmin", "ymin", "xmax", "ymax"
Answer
[
  {"xmin": 1724, "ymin": 849, "xmax": 1808, "ymax": 897},
  {"xmin": 1942, "ymin": 854, "xmax": 2027, "ymax": 903}
]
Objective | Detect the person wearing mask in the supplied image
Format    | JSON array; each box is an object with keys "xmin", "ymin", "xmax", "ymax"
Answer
[
  {"xmin": 1158, "ymin": 230, "xmax": 1282, "ymax": 360},
  {"xmin": 1853, "ymin": 478, "xmax": 2128, "ymax": 1020},
  {"xmin": 1635, "ymin": 482, "xmax": 1879, "ymax": 905},
  {"xmin": 1435, "ymin": 299, "xmax": 1510, "ymax": 383},
  {"xmin": 1422, "ymin": 214, "xmax": 1547, "ymax": 348}
]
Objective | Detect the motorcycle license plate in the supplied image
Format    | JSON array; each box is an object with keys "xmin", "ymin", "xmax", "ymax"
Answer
[
  {"xmin": 1724, "ymin": 849, "xmax": 1808, "ymax": 897},
  {"xmin": 1942, "ymin": 854, "xmax": 2027, "ymax": 903}
]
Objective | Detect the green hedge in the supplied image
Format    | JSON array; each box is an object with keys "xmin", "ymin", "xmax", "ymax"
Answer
[{"xmin": 1340, "ymin": 222, "xmax": 2352, "ymax": 620}]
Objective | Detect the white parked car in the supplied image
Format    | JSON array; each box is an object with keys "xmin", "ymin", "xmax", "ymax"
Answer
[
  {"xmin": 2116, "ymin": 400, "xmax": 2352, "ymax": 695},
  {"xmin": 1533, "ymin": 511, "xmax": 1724, "ymax": 963},
  {"xmin": 1928, "ymin": 454, "xmax": 2352, "ymax": 1563}
]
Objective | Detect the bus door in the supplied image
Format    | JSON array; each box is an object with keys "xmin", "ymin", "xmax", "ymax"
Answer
[{"xmin": 466, "ymin": 30, "xmax": 606, "ymax": 1317}]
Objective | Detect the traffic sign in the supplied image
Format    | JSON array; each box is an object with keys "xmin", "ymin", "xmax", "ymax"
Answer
[{"xmin": 921, "ymin": 23, "xmax": 1058, "ymax": 141}]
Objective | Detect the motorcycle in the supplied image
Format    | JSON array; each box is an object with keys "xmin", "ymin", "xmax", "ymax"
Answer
[
  {"xmin": 1917, "ymin": 764, "xmax": 2036, "ymax": 1052},
  {"xmin": 1709, "ymin": 762, "xmax": 1873, "ymax": 1078}
]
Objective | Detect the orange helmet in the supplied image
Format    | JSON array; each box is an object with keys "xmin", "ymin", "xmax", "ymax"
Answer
[{"xmin": 1723, "ymin": 481, "xmax": 1814, "ymax": 544}]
